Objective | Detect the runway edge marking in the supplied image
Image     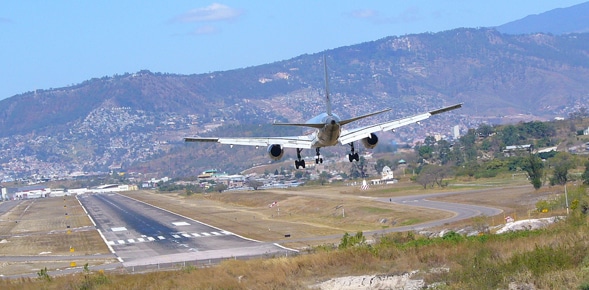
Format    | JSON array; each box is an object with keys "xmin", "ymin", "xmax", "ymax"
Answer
[
  {"xmin": 76, "ymin": 195, "xmax": 124, "ymax": 262},
  {"xmin": 116, "ymin": 193, "xmax": 299, "ymax": 253}
]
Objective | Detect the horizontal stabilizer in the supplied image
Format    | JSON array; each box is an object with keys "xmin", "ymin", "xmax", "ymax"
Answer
[
  {"xmin": 184, "ymin": 137, "xmax": 219, "ymax": 142},
  {"xmin": 430, "ymin": 103, "xmax": 463, "ymax": 115},
  {"xmin": 340, "ymin": 108, "xmax": 391, "ymax": 126},
  {"xmin": 273, "ymin": 122, "xmax": 325, "ymax": 129}
]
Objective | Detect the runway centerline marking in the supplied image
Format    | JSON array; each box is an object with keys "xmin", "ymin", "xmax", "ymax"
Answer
[{"xmin": 172, "ymin": 222, "xmax": 190, "ymax": 226}]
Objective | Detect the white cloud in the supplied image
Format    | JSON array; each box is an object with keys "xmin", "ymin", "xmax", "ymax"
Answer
[
  {"xmin": 174, "ymin": 3, "xmax": 242, "ymax": 23},
  {"xmin": 191, "ymin": 25, "xmax": 218, "ymax": 35},
  {"xmin": 348, "ymin": 6, "xmax": 421, "ymax": 24},
  {"xmin": 350, "ymin": 9, "xmax": 379, "ymax": 19}
]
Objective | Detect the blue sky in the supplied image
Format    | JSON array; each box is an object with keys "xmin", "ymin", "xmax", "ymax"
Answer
[{"xmin": 0, "ymin": 1, "xmax": 586, "ymax": 100}]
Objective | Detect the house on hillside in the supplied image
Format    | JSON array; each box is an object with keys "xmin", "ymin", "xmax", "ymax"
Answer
[{"xmin": 503, "ymin": 144, "xmax": 532, "ymax": 157}]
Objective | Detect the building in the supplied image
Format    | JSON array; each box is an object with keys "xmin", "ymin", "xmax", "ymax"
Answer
[{"xmin": 4, "ymin": 185, "xmax": 50, "ymax": 200}]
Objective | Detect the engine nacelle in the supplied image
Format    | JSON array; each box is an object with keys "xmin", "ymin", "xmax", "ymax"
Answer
[
  {"xmin": 267, "ymin": 144, "xmax": 284, "ymax": 161},
  {"xmin": 361, "ymin": 133, "xmax": 379, "ymax": 149}
]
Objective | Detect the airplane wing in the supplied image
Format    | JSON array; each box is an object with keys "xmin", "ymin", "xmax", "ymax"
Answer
[
  {"xmin": 184, "ymin": 135, "xmax": 314, "ymax": 149},
  {"xmin": 338, "ymin": 103, "xmax": 463, "ymax": 145}
]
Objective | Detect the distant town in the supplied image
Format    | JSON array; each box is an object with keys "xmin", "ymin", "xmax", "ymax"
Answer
[{"xmin": 0, "ymin": 96, "xmax": 474, "ymax": 186}]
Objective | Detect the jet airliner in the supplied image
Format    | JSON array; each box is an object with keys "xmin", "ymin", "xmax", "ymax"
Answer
[{"xmin": 185, "ymin": 56, "xmax": 462, "ymax": 169}]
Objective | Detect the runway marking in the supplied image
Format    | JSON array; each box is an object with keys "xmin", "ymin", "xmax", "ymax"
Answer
[
  {"xmin": 111, "ymin": 227, "xmax": 127, "ymax": 232},
  {"xmin": 106, "ymin": 231, "xmax": 235, "ymax": 245},
  {"xmin": 172, "ymin": 222, "xmax": 190, "ymax": 226}
]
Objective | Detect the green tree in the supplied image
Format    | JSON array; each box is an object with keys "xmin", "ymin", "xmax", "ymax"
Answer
[
  {"xmin": 374, "ymin": 158, "xmax": 394, "ymax": 174},
  {"xmin": 318, "ymin": 171, "xmax": 331, "ymax": 185},
  {"xmin": 522, "ymin": 153, "xmax": 544, "ymax": 190},
  {"xmin": 476, "ymin": 123, "xmax": 494, "ymax": 137},
  {"xmin": 349, "ymin": 156, "xmax": 367, "ymax": 179},
  {"xmin": 417, "ymin": 145, "xmax": 433, "ymax": 161},
  {"xmin": 582, "ymin": 161, "xmax": 589, "ymax": 185},
  {"xmin": 549, "ymin": 152, "xmax": 575, "ymax": 185},
  {"xmin": 213, "ymin": 183, "xmax": 228, "ymax": 193},
  {"xmin": 437, "ymin": 139, "xmax": 452, "ymax": 165},
  {"xmin": 246, "ymin": 179, "xmax": 264, "ymax": 190},
  {"xmin": 459, "ymin": 129, "xmax": 478, "ymax": 162},
  {"xmin": 338, "ymin": 232, "xmax": 366, "ymax": 249},
  {"xmin": 500, "ymin": 124, "xmax": 520, "ymax": 146}
]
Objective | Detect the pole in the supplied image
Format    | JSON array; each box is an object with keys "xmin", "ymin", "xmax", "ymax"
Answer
[{"xmin": 565, "ymin": 184, "xmax": 569, "ymax": 215}]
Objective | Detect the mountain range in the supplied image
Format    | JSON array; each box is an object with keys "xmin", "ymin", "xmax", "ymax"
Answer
[{"xmin": 1, "ymin": 3, "xmax": 589, "ymax": 179}]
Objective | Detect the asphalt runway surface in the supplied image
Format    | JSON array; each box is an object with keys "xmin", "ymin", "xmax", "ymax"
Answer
[{"xmin": 77, "ymin": 193, "xmax": 295, "ymax": 267}]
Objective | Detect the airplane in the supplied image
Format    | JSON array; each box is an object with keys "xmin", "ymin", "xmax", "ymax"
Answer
[{"xmin": 185, "ymin": 56, "xmax": 462, "ymax": 169}]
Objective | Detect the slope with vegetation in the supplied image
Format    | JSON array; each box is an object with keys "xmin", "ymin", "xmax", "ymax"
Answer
[{"xmin": 1, "ymin": 28, "xmax": 589, "ymax": 176}]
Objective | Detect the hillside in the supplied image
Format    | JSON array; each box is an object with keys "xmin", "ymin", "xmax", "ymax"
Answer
[
  {"xmin": 1, "ymin": 28, "xmax": 589, "ymax": 179},
  {"xmin": 496, "ymin": 1, "xmax": 589, "ymax": 35}
]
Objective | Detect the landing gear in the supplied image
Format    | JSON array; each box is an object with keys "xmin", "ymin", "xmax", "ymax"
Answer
[
  {"xmin": 348, "ymin": 143, "xmax": 359, "ymax": 162},
  {"xmin": 294, "ymin": 148, "xmax": 306, "ymax": 169},
  {"xmin": 315, "ymin": 148, "xmax": 323, "ymax": 164}
]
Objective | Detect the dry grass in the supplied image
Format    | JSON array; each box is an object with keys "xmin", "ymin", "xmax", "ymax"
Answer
[
  {"xmin": 0, "ymin": 196, "xmax": 111, "ymax": 275},
  {"xmin": 0, "ymin": 260, "xmax": 115, "ymax": 276},
  {"xmin": 123, "ymin": 186, "xmax": 452, "ymax": 247},
  {"xmin": 3, "ymin": 217, "xmax": 589, "ymax": 289}
]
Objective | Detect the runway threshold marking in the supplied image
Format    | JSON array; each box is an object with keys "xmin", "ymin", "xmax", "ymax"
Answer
[{"xmin": 106, "ymin": 231, "xmax": 234, "ymax": 246}]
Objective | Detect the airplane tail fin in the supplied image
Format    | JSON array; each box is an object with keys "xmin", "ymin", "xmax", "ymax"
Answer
[{"xmin": 323, "ymin": 55, "xmax": 333, "ymax": 116}]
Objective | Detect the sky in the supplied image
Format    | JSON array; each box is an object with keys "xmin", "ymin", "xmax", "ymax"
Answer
[{"xmin": 1, "ymin": 1, "xmax": 587, "ymax": 100}]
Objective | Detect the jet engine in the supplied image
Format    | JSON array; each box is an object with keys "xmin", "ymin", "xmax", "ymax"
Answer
[
  {"xmin": 267, "ymin": 144, "xmax": 284, "ymax": 161},
  {"xmin": 361, "ymin": 133, "xmax": 379, "ymax": 149}
]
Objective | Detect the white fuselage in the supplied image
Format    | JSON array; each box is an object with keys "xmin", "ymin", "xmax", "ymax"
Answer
[{"xmin": 307, "ymin": 112, "xmax": 341, "ymax": 148}]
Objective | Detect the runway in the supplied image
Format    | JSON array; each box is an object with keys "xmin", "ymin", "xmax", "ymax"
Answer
[{"xmin": 77, "ymin": 193, "xmax": 295, "ymax": 267}]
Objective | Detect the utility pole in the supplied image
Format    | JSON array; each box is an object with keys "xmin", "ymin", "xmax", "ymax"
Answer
[{"xmin": 565, "ymin": 184, "xmax": 569, "ymax": 215}]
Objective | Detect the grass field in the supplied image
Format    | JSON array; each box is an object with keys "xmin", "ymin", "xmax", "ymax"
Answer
[{"xmin": 0, "ymin": 196, "xmax": 114, "ymax": 276}]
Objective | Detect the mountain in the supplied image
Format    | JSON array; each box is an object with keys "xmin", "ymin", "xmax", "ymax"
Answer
[
  {"xmin": 496, "ymin": 2, "xmax": 589, "ymax": 35},
  {"xmin": 1, "ymin": 28, "xmax": 589, "ymax": 179}
]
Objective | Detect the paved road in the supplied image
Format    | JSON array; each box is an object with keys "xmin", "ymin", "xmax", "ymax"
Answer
[
  {"xmin": 277, "ymin": 188, "xmax": 505, "ymax": 243},
  {"xmin": 77, "ymin": 193, "xmax": 295, "ymax": 267},
  {"xmin": 375, "ymin": 189, "xmax": 503, "ymax": 230}
]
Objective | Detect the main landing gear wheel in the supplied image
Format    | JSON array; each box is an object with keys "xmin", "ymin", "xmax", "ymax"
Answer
[
  {"xmin": 348, "ymin": 143, "xmax": 360, "ymax": 162},
  {"xmin": 315, "ymin": 148, "xmax": 323, "ymax": 164},
  {"xmin": 294, "ymin": 148, "xmax": 306, "ymax": 169},
  {"xmin": 295, "ymin": 159, "xmax": 306, "ymax": 169}
]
